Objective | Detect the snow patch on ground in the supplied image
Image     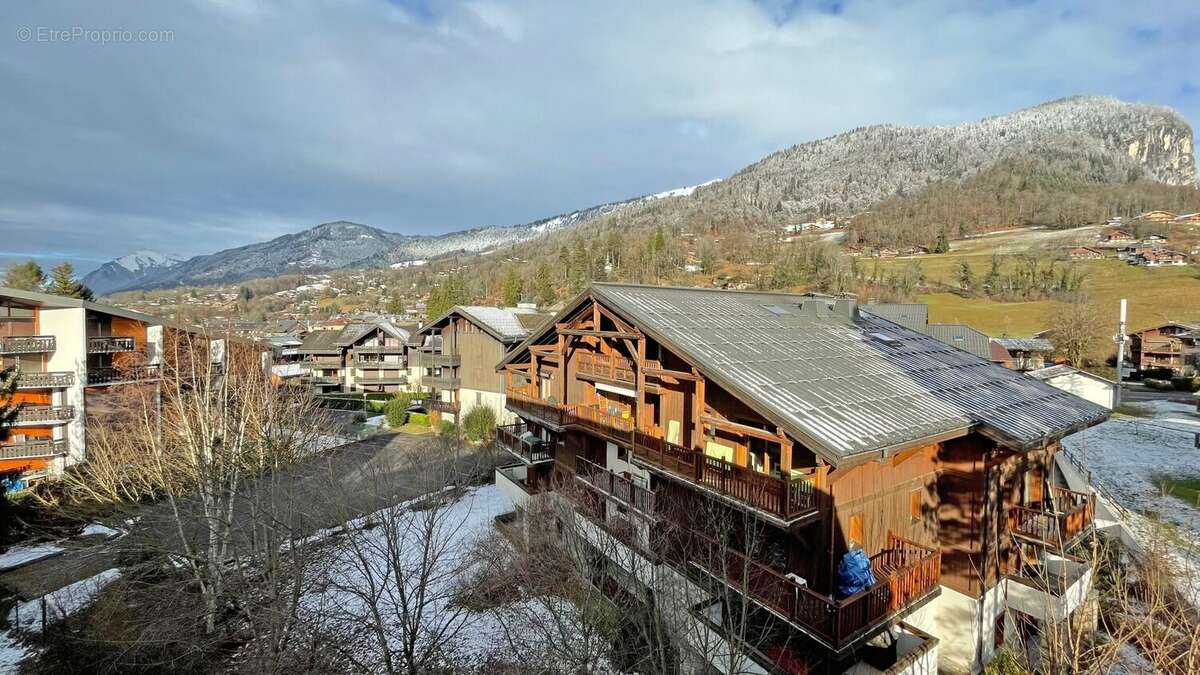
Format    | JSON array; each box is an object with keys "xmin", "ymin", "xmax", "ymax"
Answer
[
  {"xmin": 0, "ymin": 568, "xmax": 121, "ymax": 670},
  {"xmin": 0, "ymin": 543, "xmax": 64, "ymax": 572},
  {"xmin": 80, "ymin": 523, "xmax": 120, "ymax": 539},
  {"xmin": 1063, "ymin": 400, "xmax": 1200, "ymax": 603}
]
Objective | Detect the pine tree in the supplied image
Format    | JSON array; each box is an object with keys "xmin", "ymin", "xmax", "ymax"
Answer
[
  {"xmin": 933, "ymin": 228, "xmax": 950, "ymax": 254},
  {"xmin": 3, "ymin": 260, "xmax": 46, "ymax": 291},
  {"xmin": 533, "ymin": 263, "xmax": 556, "ymax": 308},
  {"xmin": 46, "ymin": 262, "xmax": 94, "ymax": 300},
  {"xmin": 501, "ymin": 268, "xmax": 522, "ymax": 306},
  {"xmin": 956, "ymin": 261, "xmax": 975, "ymax": 295},
  {"xmin": 425, "ymin": 274, "xmax": 470, "ymax": 321},
  {"xmin": 0, "ymin": 365, "xmax": 17, "ymax": 434}
]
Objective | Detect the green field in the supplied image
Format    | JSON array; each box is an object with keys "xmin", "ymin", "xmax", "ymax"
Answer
[{"xmin": 874, "ymin": 228, "xmax": 1200, "ymax": 336}]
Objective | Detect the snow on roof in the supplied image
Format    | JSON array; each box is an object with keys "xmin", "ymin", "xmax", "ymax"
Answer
[{"xmin": 456, "ymin": 306, "xmax": 541, "ymax": 342}]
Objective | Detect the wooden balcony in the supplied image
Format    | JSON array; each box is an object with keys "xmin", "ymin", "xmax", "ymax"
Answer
[
  {"xmin": 352, "ymin": 359, "xmax": 404, "ymax": 369},
  {"xmin": 353, "ymin": 344, "xmax": 407, "ymax": 354},
  {"xmin": 425, "ymin": 399, "xmax": 460, "ymax": 414},
  {"xmin": 421, "ymin": 375, "xmax": 461, "ymax": 390},
  {"xmin": 1008, "ymin": 486, "xmax": 1095, "ymax": 548},
  {"xmin": 15, "ymin": 372, "xmax": 74, "ymax": 389},
  {"xmin": 14, "ymin": 405, "xmax": 75, "ymax": 424},
  {"xmin": 494, "ymin": 422, "xmax": 554, "ymax": 463},
  {"xmin": 87, "ymin": 336, "xmax": 136, "ymax": 353},
  {"xmin": 356, "ymin": 375, "xmax": 408, "ymax": 385},
  {"xmin": 0, "ymin": 438, "xmax": 69, "ymax": 460},
  {"xmin": 0, "ymin": 335, "xmax": 55, "ymax": 354},
  {"xmin": 304, "ymin": 375, "xmax": 340, "ymax": 386},
  {"xmin": 425, "ymin": 353, "xmax": 461, "ymax": 367},
  {"xmin": 575, "ymin": 456, "xmax": 657, "ymax": 516},
  {"xmin": 576, "ymin": 352, "xmax": 636, "ymax": 385},
  {"xmin": 681, "ymin": 531, "xmax": 941, "ymax": 652},
  {"xmin": 504, "ymin": 388, "xmax": 822, "ymax": 522},
  {"xmin": 86, "ymin": 364, "xmax": 160, "ymax": 386}
]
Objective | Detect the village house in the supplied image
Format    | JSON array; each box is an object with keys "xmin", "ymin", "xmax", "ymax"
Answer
[
  {"xmin": 992, "ymin": 337, "xmax": 1055, "ymax": 372},
  {"xmin": 1128, "ymin": 321, "xmax": 1199, "ymax": 375},
  {"xmin": 1098, "ymin": 228, "xmax": 1135, "ymax": 244},
  {"xmin": 295, "ymin": 319, "xmax": 411, "ymax": 394},
  {"xmin": 1027, "ymin": 365, "xmax": 1115, "ymax": 410},
  {"xmin": 493, "ymin": 284, "xmax": 1107, "ymax": 674},
  {"xmin": 1170, "ymin": 212, "xmax": 1200, "ymax": 226},
  {"xmin": 1066, "ymin": 246, "xmax": 1104, "ymax": 260},
  {"xmin": 1130, "ymin": 210, "xmax": 1177, "ymax": 224},
  {"xmin": 406, "ymin": 305, "xmax": 548, "ymax": 424}
]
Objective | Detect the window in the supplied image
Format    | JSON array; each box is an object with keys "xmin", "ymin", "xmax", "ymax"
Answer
[
  {"xmin": 910, "ymin": 489, "xmax": 922, "ymax": 522},
  {"xmin": 847, "ymin": 513, "xmax": 864, "ymax": 547},
  {"xmin": 475, "ymin": 391, "xmax": 482, "ymax": 405}
]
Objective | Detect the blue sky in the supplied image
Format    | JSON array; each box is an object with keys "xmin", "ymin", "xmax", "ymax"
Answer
[{"xmin": 1, "ymin": 0, "xmax": 1197, "ymax": 273}]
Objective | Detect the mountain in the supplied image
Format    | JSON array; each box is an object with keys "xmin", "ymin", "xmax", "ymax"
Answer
[
  {"xmin": 112, "ymin": 96, "xmax": 1196, "ymax": 291},
  {"xmin": 684, "ymin": 96, "xmax": 1195, "ymax": 222},
  {"xmin": 115, "ymin": 182, "xmax": 718, "ymax": 291},
  {"xmin": 83, "ymin": 250, "xmax": 182, "ymax": 295}
]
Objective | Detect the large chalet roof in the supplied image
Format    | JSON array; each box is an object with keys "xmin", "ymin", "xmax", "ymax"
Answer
[
  {"xmin": 512, "ymin": 283, "xmax": 1109, "ymax": 464},
  {"xmin": 860, "ymin": 303, "xmax": 928, "ymax": 332},
  {"xmin": 992, "ymin": 337, "xmax": 1055, "ymax": 353}
]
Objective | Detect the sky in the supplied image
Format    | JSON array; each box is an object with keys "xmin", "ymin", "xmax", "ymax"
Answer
[{"xmin": 1, "ymin": 0, "xmax": 1198, "ymax": 274}]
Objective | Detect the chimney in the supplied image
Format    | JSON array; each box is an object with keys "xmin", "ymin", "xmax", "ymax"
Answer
[
  {"xmin": 798, "ymin": 300, "xmax": 827, "ymax": 318},
  {"xmin": 833, "ymin": 297, "xmax": 859, "ymax": 321}
]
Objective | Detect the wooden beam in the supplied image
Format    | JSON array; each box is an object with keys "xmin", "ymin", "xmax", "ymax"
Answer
[
  {"xmin": 558, "ymin": 328, "xmax": 639, "ymax": 339},
  {"xmin": 779, "ymin": 429, "xmax": 793, "ymax": 473},
  {"xmin": 701, "ymin": 415, "xmax": 782, "ymax": 443},
  {"xmin": 691, "ymin": 376, "xmax": 705, "ymax": 451},
  {"xmin": 645, "ymin": 366, "xmax": 701, "ymax": 381}
]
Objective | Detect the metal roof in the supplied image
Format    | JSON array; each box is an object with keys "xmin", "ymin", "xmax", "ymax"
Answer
[
  {"xmin": 419, "ymin": 305, "xmax": 548, "ymax": 344},
  {"xmin": 296, "ymin": 329, "xmax": 343, "ymax": 354},
  {"xmin": 580, "ymin": 284, "xmax": 1108, "ymax": 464},
  {"xmin": 925, "ymin": 324, "xmax": 996, "ymax": 361},
  {"xmin": 993, "ymin": 337, "xmax": 1055, "ymax": 352},
  {"xmin": 861, "ymin": 303, "xmax": 929, "ymax": 332}
]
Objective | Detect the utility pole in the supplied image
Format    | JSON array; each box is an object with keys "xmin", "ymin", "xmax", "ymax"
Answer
[{"xmin": 1114, "ymin": 298, "xmax": 1128, "ymax": 407}]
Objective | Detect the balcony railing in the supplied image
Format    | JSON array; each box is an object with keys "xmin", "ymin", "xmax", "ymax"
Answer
[
  {"xmin": 576, "ymin": 352, "xmax": 636, "ymax": 385},
  {"xmin": 681, "ymin": 531, "xmax": 940, "ymax": 652},
  {"xmin": 353, "ymin": 344, "xmax": 407, "ymax": 354},
  {"xmin": 0, "ymin": 438, "xmax": 69, "ymax": 460},
  {"xmin": 14, "ymin": 405, "xmax": 75, "ymax": 424},
  {"xmin": 1008, "ymin": 486, "xmax": 1095, "ymax": 547},
  {"xmin": 86, "ymin": 364, "xmax": 160, "ymax": 386},
  {"xmin": 303, "ymin": 375, "xmax": 341, "ymax": 386},
  {"xmin": 425, "ymin": 399, "xmax": 460, "ymax": 414},
  {"xmin": 356, "ymin": 375, "xmax": 408, "ymax": 385},
  {"xmin": 494, "ymin": 422, "xmax": 554, "ymax": 463},
  {"xmin": 504, "ymin": 388, "xmax": 822, "ymax": 521},
  {"xmin": 15, "ymin": 371, "xmax": 74, "ymax": 389},
  {"xmin": 575, "ymin": 456, "xmax": 656, "ymax": 515},
  {"xmin": 421, "ymin": 375, "xmax": 461, "ymax": 390},
  {"xmin": 352, "ymin": 359, "xmax": 405, "ymax": 369},
  {"xmin": 0, "ymin": 335, "xmax": 55, "ymax": 354},
  {"xmin": 425, "ymin": 353, "xmax": 461, "ymax": 367},
  {"xmin": 86, "ymin": 336, "xmax": 136, "ymax": 353}
]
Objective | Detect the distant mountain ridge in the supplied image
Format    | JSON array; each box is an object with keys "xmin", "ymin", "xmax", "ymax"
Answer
[
  {"xmin": 83, "ymin": 250, "xmax": 182, "ymax": 294},
  {"xmin": 103, "ymin": 96, "xmax": 1196, "ymax": 292}
]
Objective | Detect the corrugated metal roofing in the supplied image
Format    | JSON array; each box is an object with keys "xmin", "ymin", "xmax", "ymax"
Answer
[
  {"xmin": 590, "ymin": 284, "xmax": 1108, "ymax": 463},
  {"xmin": 925, "ymin": 324, "xmax": 995, "ymax": 361},
  {"xmin": 993, "ymin": 337, "xmax": 1054, "ymax": 352},
  {"xmin": 861, "ymin": 304, "xmax": 929, "ymax": 332},
  {"xmin": 296, "ymin": 329, "xmax": 342, "ymax": 354},
  {"xmin": 457, "ymin": 306, "xmax": 542, "ymax": 343}
]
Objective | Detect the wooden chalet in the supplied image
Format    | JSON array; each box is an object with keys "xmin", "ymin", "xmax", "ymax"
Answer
[
  {"xmin": 1129, "ymin": 321, "xmax": 1199, "ymax": 374},
  {"xmin": 493, "ymin": 284, "xmax": 1109, "ymax": 673},
  {"xmin": 1067, "ymin": 246, "xmax": 1104, "ymax": 260}
]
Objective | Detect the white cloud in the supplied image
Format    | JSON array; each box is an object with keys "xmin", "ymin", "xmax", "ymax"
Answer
[{"xmin": 0, "ymin": 0, "xmax": 1196, "ymax": 270}]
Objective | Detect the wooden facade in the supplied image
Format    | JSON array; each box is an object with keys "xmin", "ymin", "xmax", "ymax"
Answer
[{"xmin": 496, "ymin": 289, "xmax": 1095, "ymax": 664}]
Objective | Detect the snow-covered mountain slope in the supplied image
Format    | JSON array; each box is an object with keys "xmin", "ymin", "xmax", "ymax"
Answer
[{"xmin": 83, "ymin": 249, "xmax": 182, "ymax": 295}]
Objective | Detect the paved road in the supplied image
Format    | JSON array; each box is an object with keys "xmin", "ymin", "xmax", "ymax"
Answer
[{"xmin": 1117, "ymin": 382, "xmax": 1198, "ymax": 406}]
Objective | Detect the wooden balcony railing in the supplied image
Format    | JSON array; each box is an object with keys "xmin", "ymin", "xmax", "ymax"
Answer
[
  {"xmin": 353, "ymin": 344, "xmax": 407, "ymax": 354},
  {"xmin": 425, "ymin": 353, "xmax": 461, "ymax": 367},
  {"xmin": 681, "ymin": 531, "xmax": 940, "ymax": 651},
  {"xmin": 421, "ymin": 375, "xmax": 461, "ymax": 390},
  {"xmin": 352, "ymin": 359, "xmax": 404, "ymax": 369},
  {"xmin": 0, "ymin": 335, "xmax": 55, "ymax": 354},
  {"xmin": 15, "ymin": 371, "xmax": 74, "ymax": 389},
  {"xmin": 504, "ymin": 388, "xmax": 821, "ymax": 521},
  {"xmin": 86, "ymin": 336, "xmax": 136, "ymax": 353},
  {"xmin": 494, "ymin": 423, "xmax": 554, "ymax": 463},
  {"xmin": 575, "ymin": 456, "xmax": 657, "ymax": 515},
  {"xmin": 425, "ymin": 399, "xmax": 460, "ymax": 414},
  {"xmin": 576, "ymin": 352, "xmax": 636, "ymax": 384},
  {"xmin": 86, "ymin": 364, "xmax": 160, "ymax": 386},
  {"xmin": 0, "ymin": 438, "xmax": 69, "ymax": 460},
  {"xmin": 14, "ymin": 405, "xmax": 75, "ymax": 424},
  {"xmin": 1008, "ymin": 486, "xmax": 1095, "ymax": 547}
]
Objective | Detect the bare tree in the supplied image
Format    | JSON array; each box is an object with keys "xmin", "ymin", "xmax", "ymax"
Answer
[{"xmin": 1049, "ymin": 299, "xmax": 1106, "ymax": 368}]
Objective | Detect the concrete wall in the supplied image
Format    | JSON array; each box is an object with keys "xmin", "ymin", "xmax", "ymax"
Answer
[
  {"xmin": 39, "ymin": 307, "xmax": 86, "ymax": 469},
  {"xmin": 906, "ymin": 582, "xmax": 1005, "ymax": 674},
  {"xmin": 460, "ymin": 387, "xmax": 515, "ymax": 424}
]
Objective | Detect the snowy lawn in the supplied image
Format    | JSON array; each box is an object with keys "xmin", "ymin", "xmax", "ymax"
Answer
[{"xmin": 0, "ymin": 568, "xmax": 121, "ymax": 671}]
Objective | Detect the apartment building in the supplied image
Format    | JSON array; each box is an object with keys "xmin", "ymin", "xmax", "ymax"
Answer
[
  {"xmin": 0, "ymin": 287, "xmax": 168, "ymax": 486},
  {"xmin": 295, "ymin": 320, "xmax": 411, "ymax": 393},
  {"xmin": 407, "ymin": 305, "xmax": 547, "ymax": 422},
  {"xmin": 493, "ymin": 284, "xmax": 1108, "ymax": 674}
]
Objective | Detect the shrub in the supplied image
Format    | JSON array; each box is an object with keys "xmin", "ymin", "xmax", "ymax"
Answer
[
  {"xmin": 462, "ymin": 405, "xmax": 497, "ymax": 442},
  {"xmin": 1170, "ymin": 376, "xmax": 1200, "ymax": 392},
  {"xmin": 351, "ymin": 412, "xmax": 367, "ymax": 424},
  {"xmin": 439, "ymin": 420, "xmax": 460, "ymax": 437},
  {"xmin": 408, "ymin": 412, "xmax": 430, "ymax": 427},
  {"xmin": 1144, "ymin": 378, "xmax": 1175, "ymax": 391},
  {"xmin": 367, "ymin": 400, "xmax": 387, "ymax": 413},
  {"xmin": 384, "ymin": 395, "xmax": 410, "ymax": 427}
]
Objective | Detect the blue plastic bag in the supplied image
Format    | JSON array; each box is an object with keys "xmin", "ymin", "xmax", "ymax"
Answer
[{"xmin": 837, "ymin": 548, "xmax": 877, "ymax": 597}]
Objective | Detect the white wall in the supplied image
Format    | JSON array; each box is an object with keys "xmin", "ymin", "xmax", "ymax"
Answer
[
  {"xmin": 39, "ymin": 307, "xmax": 87, "ymax": 470},
  {"xmin": 906, "ymin": 582, "xmax": 1006, "ymax": 675},
  {"xmin": 461, "ymin": 388, "xmax": 513, "ymax": 424},
  {"xmin": 1041, "ymin": 372, "xmax": 1114, "ymax": 409}
]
